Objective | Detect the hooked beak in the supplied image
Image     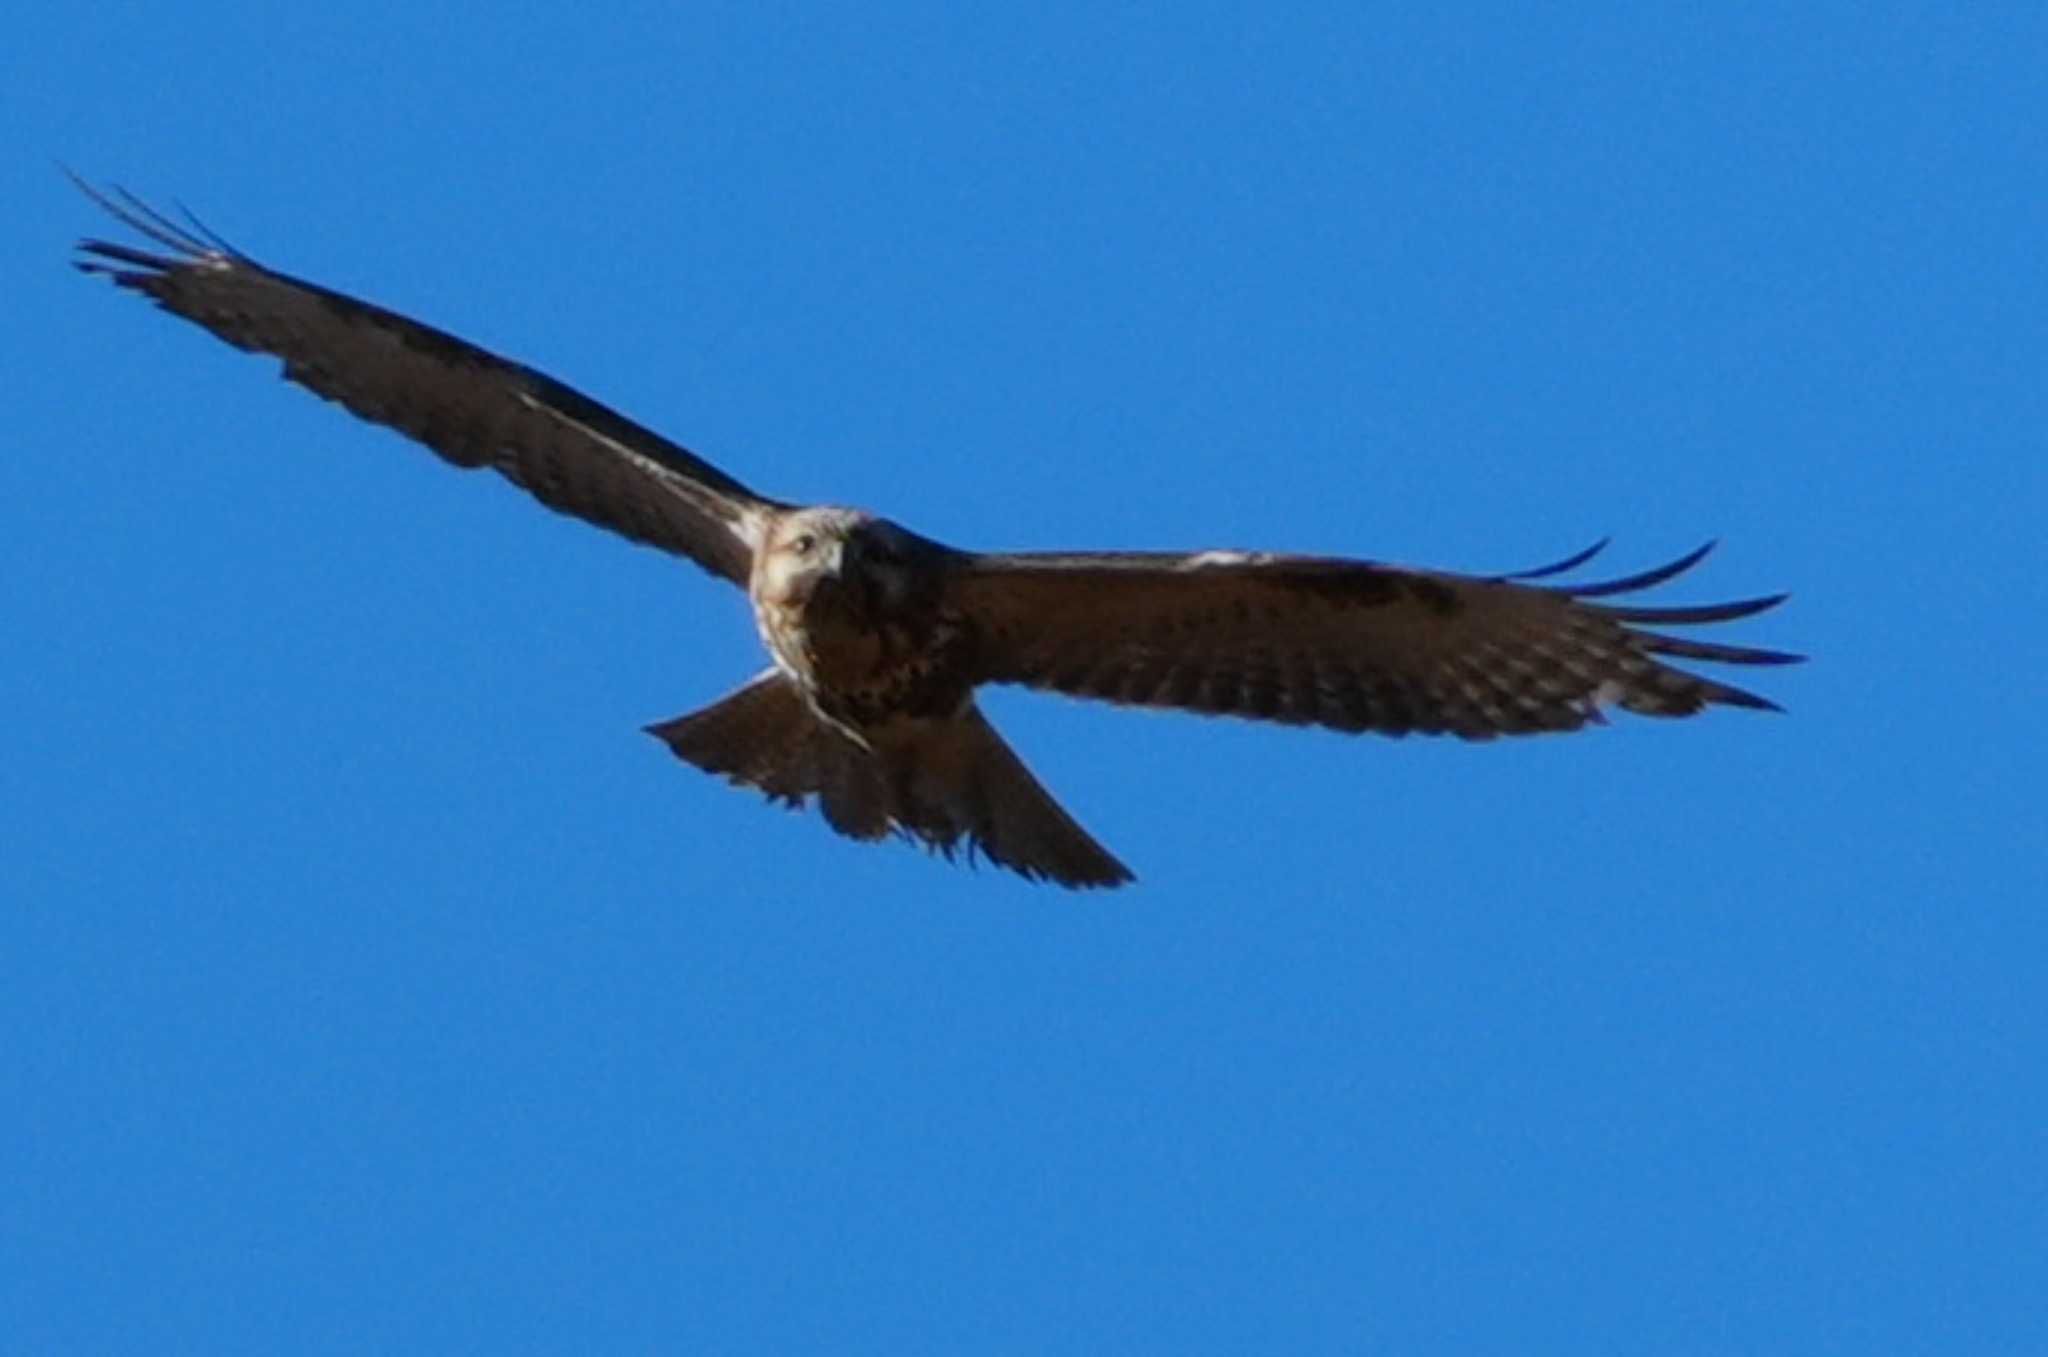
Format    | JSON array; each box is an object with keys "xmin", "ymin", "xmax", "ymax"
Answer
[{"xmin": 824, "ymin": 535, "xmax": 852, "ymax": 577}]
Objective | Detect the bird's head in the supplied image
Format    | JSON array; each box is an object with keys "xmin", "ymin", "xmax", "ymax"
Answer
[{"xmin": 754, "ymin": 507, "xmax": 937, "ymax": 617}]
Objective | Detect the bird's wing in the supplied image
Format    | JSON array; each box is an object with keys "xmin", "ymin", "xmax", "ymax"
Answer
[
  {"xmin": 70, "ymin": 177, "xmax": 783, "ymax": 586},
  {"xmin": 946, "ymin": 540, "xmax": 1801, "ymax": 737}
]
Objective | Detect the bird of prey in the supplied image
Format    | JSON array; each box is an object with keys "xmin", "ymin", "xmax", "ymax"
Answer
[{"xmin": 71, "ymin": 179, "xmax": 1801, "ymax": 889}]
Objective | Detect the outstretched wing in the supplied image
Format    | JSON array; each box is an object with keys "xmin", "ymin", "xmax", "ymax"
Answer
[
  {"xmin": 947, "ymin": 541, "xmax": 1801, "ymax": 738},
  {"xmin": 70, "ymin": 177, "xmax": 783, "ymax": 586}
]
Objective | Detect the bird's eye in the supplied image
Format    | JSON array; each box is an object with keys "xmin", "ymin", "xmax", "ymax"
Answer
[{"xmin": 791, "ymin": 533, "xmax": 816, "ymax": 555}]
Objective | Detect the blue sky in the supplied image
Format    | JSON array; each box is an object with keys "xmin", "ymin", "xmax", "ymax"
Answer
[{"xmin": 5, "ymin": 3, "xmax": 2043, "ymax": 1351}]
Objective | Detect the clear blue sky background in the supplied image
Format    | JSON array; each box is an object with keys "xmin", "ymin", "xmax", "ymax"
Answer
[{"xmin": 5, "ymin": 4, "xmax": 2042, "ymax": 1352}]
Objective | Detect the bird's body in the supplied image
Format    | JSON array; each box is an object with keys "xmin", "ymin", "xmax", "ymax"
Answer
[
  {"xmin": 750, "ymin": 509, "xmax": 972, "ymax": 730},
  {"xmin": 71, "ymin": 178, "xmax": 1801, "ymax": 888}
]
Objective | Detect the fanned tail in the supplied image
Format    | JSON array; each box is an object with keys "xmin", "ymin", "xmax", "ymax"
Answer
[
  {"xmin": 880, "ymin": 705, "xmax": 1134, "ymax": 889},
  {"xmin": 647, "ymin": 674, "xmax": 1133, "ymax": 889},
  {"xmin": 647, "ymin": 669, "xmax": 893, "ymax": 841}
]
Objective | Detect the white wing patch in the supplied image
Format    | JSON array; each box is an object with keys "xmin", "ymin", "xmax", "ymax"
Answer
[{"xmin": 1181, "ymin": 549, "xmax": 1266, "ymax": 570}]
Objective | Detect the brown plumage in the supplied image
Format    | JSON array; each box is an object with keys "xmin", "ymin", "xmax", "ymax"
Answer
[{"xmin": 71, "ymin": 177, "xmax": 1802, "ymax": 888}]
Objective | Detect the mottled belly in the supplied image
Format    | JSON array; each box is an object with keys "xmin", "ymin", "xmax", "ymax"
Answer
[{"xmin": 764, "ymin": 597, "xmax": 973, "ymax": 728}]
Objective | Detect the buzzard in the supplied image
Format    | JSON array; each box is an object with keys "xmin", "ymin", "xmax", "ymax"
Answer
[{"xmin": 71, "ymin": 179, "xmax": 1801, "ymax": 888}]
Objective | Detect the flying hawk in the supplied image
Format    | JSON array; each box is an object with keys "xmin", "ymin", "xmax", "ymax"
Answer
[{"xmin": 71, "ymin": 179, "xmax": 1801, "ymax": 888}]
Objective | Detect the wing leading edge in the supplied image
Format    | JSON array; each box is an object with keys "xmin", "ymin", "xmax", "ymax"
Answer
[{"xmin": 70, "ymin": 175, "xmax": 780, "ymax": 586}]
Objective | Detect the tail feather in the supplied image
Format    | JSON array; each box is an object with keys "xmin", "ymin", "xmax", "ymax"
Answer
[
  {"xmin": 647, "ymin": 673, "xmax": 1133, "ymax": 889},
  {"xmin": 882, "ymin": 705, "xmax": 1134, "ymax": 889},
  {"xmin": 646, "ymin": 669, "xmax": 894, "ymax": 841}
]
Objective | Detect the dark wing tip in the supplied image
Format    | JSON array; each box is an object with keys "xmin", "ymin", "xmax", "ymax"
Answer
[
  {"xmin": 65, "ymin": 169, "xmax": 237, "ymax": 267},
  {"xmin": 1635, "ymin": 629, "xmax": 1806, "ymax": 666},
  {"xmin": 1599, "ymin": 591, "xmax": 1791, "ymax": 626},
  {"xmin": 1702, "ymin": 682, "xmax": 1786, "ymax": 714},
  {"xmin": 73, "ymin": 237, "xmax": 180, "ymax": 278},
  {"xmin": 1505, "ymin": 541, "xmax": 1801, "ymax": 636},
  {"xmin": 1562, "ymin": 540, "xmax": 1718, "ymax": 598},
  {"xmin": 1511, "ymin": 540, "xmax": 1804, "ymax": 715},
  {"xmin": 1497, "ymin": 536, "xmax": 1610, "ymax": 581}
]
